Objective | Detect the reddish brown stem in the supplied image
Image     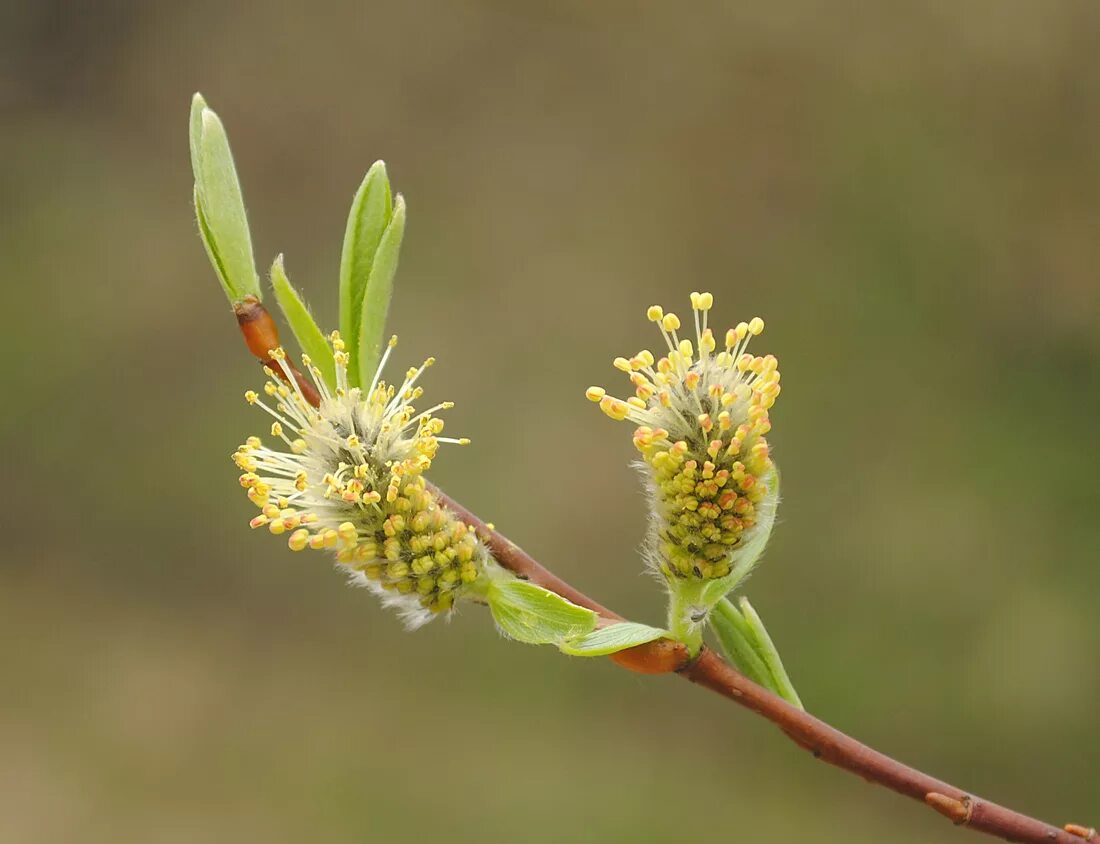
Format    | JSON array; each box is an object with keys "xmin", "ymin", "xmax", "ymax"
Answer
[{"xmin": 237, "ymin": 303, "xmax": 1091, "ymax": 844}]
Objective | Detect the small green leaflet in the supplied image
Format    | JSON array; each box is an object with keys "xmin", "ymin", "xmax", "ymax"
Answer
[
  {"xmin": 559, "ymin": 622, "xmax": 669, "ymax": 656},
  {"xmin": 487, "ymin": 580, "xmax": 598, "ymax": 645},
  {"xmin": 269, "ymin": 255, "xmax": 336, "ymax": 390},
  {"xmin": 710, "ymin": 596, "xmax": 803, "ymax": 709},
  {"xmin": 189, "ymin": 93, "xmax": 260, "ymax": 303},
  {"xmin": 356, "ymin": 195, "xmax": 406, "ymax": 384},
  {"xmin": 338, "ymin": 161, "xmax": 393, "ymax": 387}
]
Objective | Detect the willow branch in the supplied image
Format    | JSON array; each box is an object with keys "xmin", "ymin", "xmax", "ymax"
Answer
[
  {"xmin": 238, "ymin": 303, "xmax": 1092, "ymax": 844},
  {"xmin": 433, "ymin": 486, "xmax": 1094, "ymax": 844}
]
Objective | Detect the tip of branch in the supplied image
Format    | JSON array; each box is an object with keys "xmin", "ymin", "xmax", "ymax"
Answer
[
  {"xmin": 925, "ymin": 792, "xmax": 971, "ymax": 825},
  {"xmin": 1065, "ymin": 825, "xmax": 1097, "ymax": 841}
]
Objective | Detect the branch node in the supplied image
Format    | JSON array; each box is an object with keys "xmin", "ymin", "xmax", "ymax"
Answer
[
  {"xmin": 926, "ymin": 792, "xmax": 973, "ymax": 826},
  {"xmin": 1065, "ymin": 825, "xmax": 1097, "ymax": 841}
]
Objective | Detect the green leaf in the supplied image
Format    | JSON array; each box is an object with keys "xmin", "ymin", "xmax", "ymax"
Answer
[
  {"xmin": 487, "ymin": 580, "xmax": 598, "ymax": 646},
  {"xmin": 357, "ymin": 193, "xmax": 406, "ymax": 385},
  {"xmin": 189, "ymin": 93, "xmax": 207, "ymax": 188},
  {"xmin": 194, "ymin": 185, "xmax": 232, "ymax": 300},
  {"xmin": 710, "ymin": 598, "xmax": 774, "ymax": 690},
  {"xmin": 197, "ymin": 108, "xmax": 260, "ymax": 300},
  {"xmin": 710, "ymin": 597, "xmax": 803, "ymax": 709},
  {"xmin": 338, "ymin": 161, "xmax": 392, "ymax": 386},
  {"xmin": 559, "ymin": 622, "xmax": 669, "ymax": 657},
  {"xmin": 190, "ymin": 94, "xmax": 260, "ymax": 303},
  {"xmin": 738, "ymin": 597, "xmax": 803, "ymax": 709},
  {"xmin": 269, "ymin": 255, "xmax": 336, "ymax": 390}
]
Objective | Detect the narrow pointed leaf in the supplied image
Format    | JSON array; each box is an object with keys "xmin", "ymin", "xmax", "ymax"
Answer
[
  {"xmin": 338, "ymin": 161, "xmax": 392, "ymax": 386},
  {"xmin": 269, "ymin": 255, "xmax": 336, "ymax": 389},
  {"xmin": 710, "ymin": 598, "xmax": 774, "ymax": 690},
  {"xmin": 738, "ymin": 597, "xmax": 803, "ymax": 709},
  {"xmin": 189, "ymin": 93, "xmax": 207, "ymax": 186},
  {"xmin": 487, "ymin": 580, "xmax": 598, "ymax": 645},
  {"xmin": 194, "ymin": 186, "xmax": 233, "ymax": 301},
  {"xmin": 357, "ymin": 193, "xmax": 406, "ymax": 385},
  {"xmin": 193, "ymin": 106, "xmax": 260, "ymax": 301},
  {"xmin": 559, "ymin": 622, "xmax": 669, "ymax": 657}
]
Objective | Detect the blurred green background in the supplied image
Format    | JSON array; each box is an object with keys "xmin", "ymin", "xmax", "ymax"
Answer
[{"xmin": 2, "ymin": 1, "xmax": 1097, "ymax": 841}]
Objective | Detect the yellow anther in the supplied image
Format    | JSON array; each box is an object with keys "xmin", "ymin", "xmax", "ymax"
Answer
[
  {"xmin": 270, "ymin": 422, "xmax": 283, "ymax": 437},
  {"xmin": 725, "ymin": 329, "xmax": 737, "ymax": 349},
  {"xmin": 347, "ymin": 435, "xmax": 361, "ymax": 449},
  {"xmin": 388, "ymin": 335, "xmax": 398, "ymax": 348},
  {"xmin": 748, "ymin": 317, "xmax": 764, "ymax": 335},
  {"xmin": 249, "ymin": 515, "xmax": 269, "ymax": 529},
  {"xmin": 678, "ymin": 339, "xmax": 693, "ymax": 360},
  {"xmin": 613, "ymin": 357, "xmax": 632, "ymax": 372},
  {"xmin": 290, "ymin": 437, "xmax": 306, "ymax": 453},
  {"xmin": 268, "ymin": 520, "xmax": 287, "ymax": 536},
  {"xmin": 690, "ymin": 291, "xmax": 702, "ymax": 309},
  {"xmin": 599, "ymin": 396, "xmax": 630, "ymax": 421},
  {"xmin": 337, "ymin": 522, "xmax": 358, "ymax": 543},
  {"xmin": 698, "ymin": 292, "xmax": 713, "ymax": 310},
  {"xmin": 244, "ymin": 390, "xmax": 259, "ymax": 404},
  {"xmin": 647, "ymin": 305, "xmax": 664, "ymax": 322},
  {"xmin": 457, "ymin": 438, "xmax": 471, "ymax": 446},
  {"xmin": 662, "ymin": 313, "xmax": 681, "ymax": 332},
  {"xmin": 585, "ymin": 386, "xmax": 606, "ymax": 402},
  {"xmin": 288, "ymin": 529, "xmax": 310, "ymax": 551}
]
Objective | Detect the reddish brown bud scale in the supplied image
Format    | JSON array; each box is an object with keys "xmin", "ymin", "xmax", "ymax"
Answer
[
  {"xmin": 1065, "ymin": 825, "xmax": 1097, "ymax": 841},
  {"xmin": 608, "ymin": 637, "xmax": 690, "ymax": 674},
  {"xmin": 235, "ymin": 296, "xmax": 281, "ymax": 361},
  {"xmin": 234, "ymin": 296, "xmax": 322, "ymax": 408},
  {"xmin": 926, "ymin": 792, "xmax": 972, "ymax": 825}
]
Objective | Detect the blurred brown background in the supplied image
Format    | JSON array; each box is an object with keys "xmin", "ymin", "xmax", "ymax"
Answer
[{"xmin": 1, "ymin": 1, "xmax": 1097, "ymax": 841}]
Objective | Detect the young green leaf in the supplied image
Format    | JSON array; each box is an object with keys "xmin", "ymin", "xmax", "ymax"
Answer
[
  {"xmin": 487, "ymin": 580, "xmax": 598, "ymax": 645},
  {"xmin": 356, "ymin": 193, "xmax": 406, "ymax": 384},
  {"xmin": 269, "ymin": 255, "xmax": 336, "ymax": 389},
  {"xmin": 710, "ymin": 597, "xmax": 803, "ymax": 709},
  {"xmin": 559, "ymin": 622, "xmax": 669, "ymax": 657},
  {"xmin": 738, "ymin": 597, "xmax": 803, "ymax": 709},
  {"xmin": 189, "ymin": 93, "xmax": 207, "ymax": 187},
  {"xmin": 710, "ymin": 598, "xmax": 774, "ymax": 690},
  {"xmin": 193, "ymin": 107, "xmax": 259, "ymax": 301},
  {"xmin": 194, "ymin": 185, "xmax": 233, "ymax": 301},
  {"xmin": 338, "ymin": 161, "xmax": 392, "ymax": 386}
]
